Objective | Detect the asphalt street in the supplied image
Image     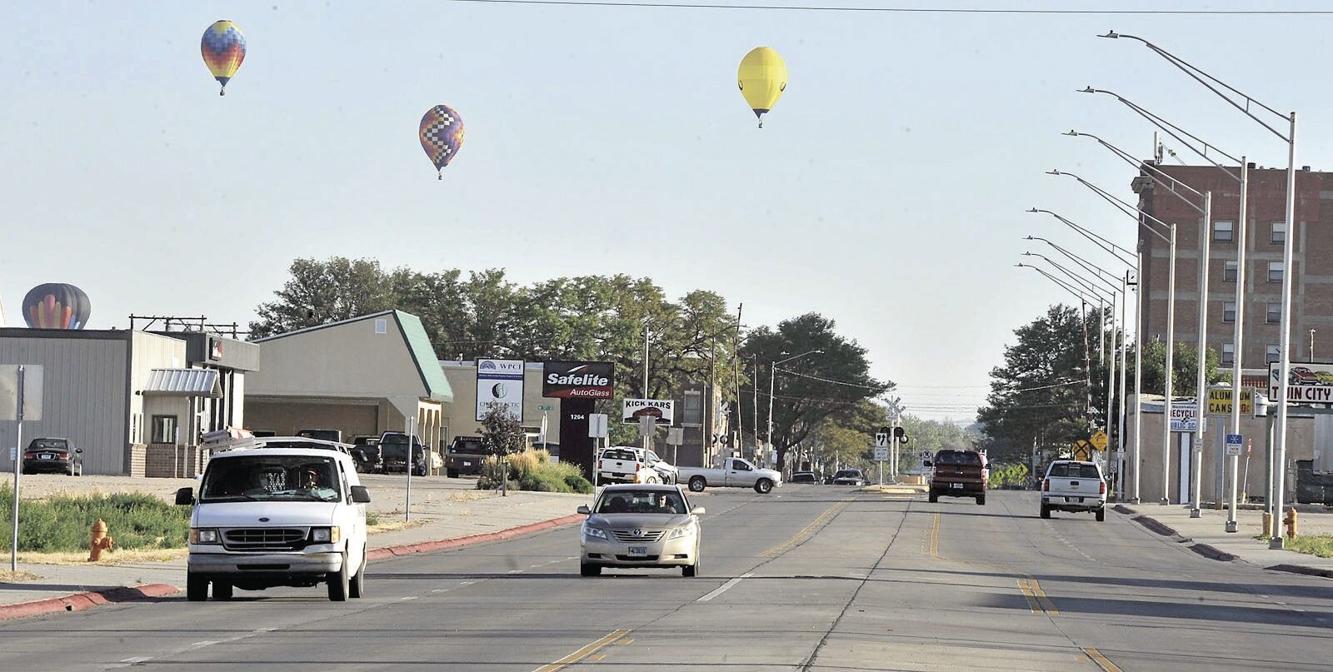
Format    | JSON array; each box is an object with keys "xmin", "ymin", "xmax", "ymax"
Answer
[{"xmin": 3, "ymin": 487, "xmax": 1333, "ymax": 671}]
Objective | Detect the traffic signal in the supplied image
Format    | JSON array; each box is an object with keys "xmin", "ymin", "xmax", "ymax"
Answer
[{"xmin": 893, "ymin": 426, "xmax": 909, "ymax": 444}]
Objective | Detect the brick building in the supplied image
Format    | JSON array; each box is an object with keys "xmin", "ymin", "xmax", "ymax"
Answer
[{"xmin": 1136, "ymin": 162, "xmax": 1333, "ymax": 386}]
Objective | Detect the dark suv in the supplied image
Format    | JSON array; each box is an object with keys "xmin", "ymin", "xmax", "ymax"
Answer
[
  {"xmin": 927, "ymin": 449, "xmax": 987, "ymax": 505},
  {"xmin": 350, "ymin": 435, "xmax": 382, "ymax": 473},
  {"xmin": 445, "ymin": 436, "xmax": 489, "ymax": 478},
  {"xmin": 378, "ymin": 432, "xmax": 428, "ymax": 476},
  {"xmin": 23, "ymin": 438, "xmax": 83, "ymax": 476}
]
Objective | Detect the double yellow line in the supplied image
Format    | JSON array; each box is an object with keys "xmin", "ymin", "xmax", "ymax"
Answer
[
  {"xmin": 1016, "ymin": 576, "xmax": 1058, "ymax": 615},
  {"xmin": 532, "ymin": 629, "xmax": 631, "ymax": 672},
  {"xmin": 760, "ymin": 501, "xmax": 848, "ymax": 558},
  {"xmin": 1082, "ymin": 647, "xmax": 1123, "ymax": 672},
  {"xmin": 928, "ymin": 513, "xmax": 941, "ymax": 559}
]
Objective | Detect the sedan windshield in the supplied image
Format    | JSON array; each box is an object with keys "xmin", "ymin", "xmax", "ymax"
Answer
[
  {"xmin": 201, "ymin": 455, "xmax": 341, "ymax": 503},
  {"xmin": 595, "ymin": 490, "xmax": 687, "ymax": 515}
]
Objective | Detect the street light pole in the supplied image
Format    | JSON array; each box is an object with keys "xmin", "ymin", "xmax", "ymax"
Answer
[
  {"xmin": 1227, "ymin": 158, "xmax": 1249, "ymax": 533},
  {"xmin": 1191, "ymin": 190, "xmax": 1212, "ymax": 517},
  {"xmin": 768, "ymin": 350, "xmax": 822, "ymax": 471}
]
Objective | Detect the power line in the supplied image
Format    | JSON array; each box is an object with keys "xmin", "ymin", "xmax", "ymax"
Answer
[
  {"xmin": 774, "ymin": 367, "xmax": 885, "ymax": 391},
  {"xmin": 443, "ymin": 0, "xmax": 1333, "ymax": 14}
]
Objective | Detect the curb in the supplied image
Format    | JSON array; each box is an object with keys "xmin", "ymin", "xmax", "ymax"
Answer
[
  {"xmin": 1267, "ymin": 564, "xmax": 1333, "ymax": 579},
  {"xmin": 1189, "ymin": 543, "xmax": 1238, "ymax": 562},
  {"xmin": 1129, "ymin": 514, "xmax": 1189, "ymax": 542},
  {"xmin": 0, "ymin": 583, "xmax": 178, "ymax": 622},
  {"xmin": 1112, "ymin": 504, "xmax": 1136, "ymax": 515},
  {"xmin": 366, "ymin": 513, "xmax": 585, "ymax": 561}
]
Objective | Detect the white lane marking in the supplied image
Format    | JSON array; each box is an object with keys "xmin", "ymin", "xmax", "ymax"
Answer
[
  {"xmin": 697, "ymin": 572, "xmax": 754, "ymax": 602},
  {"xmin": 460, "ymin": 580, "xmax": 476, "ymax": 585},
  {"xmin": 508, "ymin": 569, "xmax": 523, "ymax": 574},
  {"xmin": 120, "ymin": 657, "xmax": 151, "ymax": 664},
  {"xmin": 401, "ymin": 596, "xmax": 418, "ymax": 601},
  {"xmin": 191, "ymin": 640, "xmax": 219, "ymax": 648},
  {"xmin": 432, "ymin": 588, "xmax": 449, "ymax": 593}
]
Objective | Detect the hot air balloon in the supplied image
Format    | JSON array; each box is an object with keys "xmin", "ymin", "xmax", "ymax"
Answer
[
  {"xmin": 419, "ymin": 105, "xmax": 465, "ymax": 180},
  {"xmin": 201, "ymin": 20, "xmax": 246, "ymax": 96},
  {"xmin": 22, "ymin": 283, "xmax": 91, "ymax": 330},
  {"xmin": 738, "ymin": 47, "xmax": 788, "ymax": 128}
]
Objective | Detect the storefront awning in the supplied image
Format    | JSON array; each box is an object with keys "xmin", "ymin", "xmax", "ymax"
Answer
[{"xmin": 144, "ymin": 368, "xmax": 222, "ymax": 398}]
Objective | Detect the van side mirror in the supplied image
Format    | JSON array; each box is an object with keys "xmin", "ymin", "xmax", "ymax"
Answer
[
  {"xmin": 350, "ymin": 485, "xmax": 371, "ymax": 504},
  {"xmin": 174, "ymin": 487, "xmax": 194, "ymax": 506},
  {"xmin": 577, "ymin": 505, "xmax": 591, "ymax": 515}
]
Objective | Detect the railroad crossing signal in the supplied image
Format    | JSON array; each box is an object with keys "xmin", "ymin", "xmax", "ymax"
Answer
[
  {"xmin": 1090, "ymin": 430, "xmax": 1108, "ymax": 451},
  {"xmin": 1070, "ymin": 439, "xmax": 1093, "ymax": 461}
]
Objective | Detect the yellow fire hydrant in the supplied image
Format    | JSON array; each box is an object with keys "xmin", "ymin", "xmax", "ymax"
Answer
[
  {"xmin": 88, "ymin": 519, "xmax": 114, "ymax": 562},
  {"xmin": 1285, "ymin": 507, "xmax": 1300, "ymax": 539}
]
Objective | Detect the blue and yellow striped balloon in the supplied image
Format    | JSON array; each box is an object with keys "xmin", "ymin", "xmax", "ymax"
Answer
[{"xmin": 201, "ymin": 20, "xmax": 246, "ymax": 96}]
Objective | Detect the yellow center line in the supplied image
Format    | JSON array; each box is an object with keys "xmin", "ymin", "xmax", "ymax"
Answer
[
  {"xmin": 1027, "ymin": 576, "xmax": 1060, "ymax": 615},
  {"xmin": 929, "ymin": 513, "xmax": 942, "ymax": 560},
  {"xmin": 1016, "ymin": 578, "xmax": 1041, "ymax": 613},
  {"xmin": 760, "ymin": 501, "xmax": 848, "ymax": 557},
  {"xmin": 531, "ymin": 629, "xmax": 630, "ymax": 672},
  {"xmin": 1082, "ymin": 647, "xmax": 1122, "ymax": 672}
]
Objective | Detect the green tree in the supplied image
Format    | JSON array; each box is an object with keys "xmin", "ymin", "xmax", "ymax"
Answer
[
  {"xmin": 478, "ymin": 405, "xmax": 525, "ymax": 456},
  {"xmin": 1126, "ymin": 339, "xmax": 1224, "ymax": 397},
  {"xmin": 249, "ymin": 257, "xmax": 411, "ymax": 338}
]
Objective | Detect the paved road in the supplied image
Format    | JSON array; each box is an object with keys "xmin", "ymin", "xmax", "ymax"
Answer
[{"xmin": 3, "ymin": 487, "xmax": 1333, "ymax": 671}]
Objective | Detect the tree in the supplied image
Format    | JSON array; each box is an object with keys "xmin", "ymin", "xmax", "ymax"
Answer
[
  {"xmin": 740, "ymin": 313, "xmax": 889, "ymax": 471},
  {"xmin": 899, "ymin": 415, "xmax": 978, "ymax": 457},
  {"xmin": 478, "ymin": 405, "xmax": 525, "ymax": 456},
  {"xmin": 249, "ymin": 257, "xmax": 409, "ymax": 338},
  {"xmin": 1126, "ymin": 339, "xmax": 1223, "ymax": 397}
]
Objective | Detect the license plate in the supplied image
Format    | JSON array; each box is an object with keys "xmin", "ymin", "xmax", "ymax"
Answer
[
  {"xmin": 949, "ymin": 483, "xmax": 962, "ymax": 489},
  {"xmin": 462, "ymin": 461, "xmax": 472, "ymax": 466},
  {"xmin": 39, "ymin": 454, "xmax": 52, "ymax": 460},
  {"xmin": 627, "ymin": 546, "xmax": 648, "ymax": 557}
]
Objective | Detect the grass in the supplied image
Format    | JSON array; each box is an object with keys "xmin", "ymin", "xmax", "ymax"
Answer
[
  {"xmin": 0, "ymin": 569, "xmax": 41, "ymax": 583},
  {"xmin": 477, "ymin": 451, "xmax": 594, "ymax": 494},
  {"xmin": 1282, "ymin": 534, "xmax": 1333, "ymax": 558},
  {"xmin": 0, "ymin": 485, "xmax": 190, "ymax": 554},
  {"xmin": 16, "ymin": 548, "xmax": 188, "ymax": 566}
]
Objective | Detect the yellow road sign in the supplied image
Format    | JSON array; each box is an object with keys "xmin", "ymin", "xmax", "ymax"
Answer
[
  {"xmin": 1090, "ymin": 431, "xmax": 1109, "ymax": 451},
  {"xmin": 1070, "ymin": 439, "xmax": 1092, "ymax": 461}
]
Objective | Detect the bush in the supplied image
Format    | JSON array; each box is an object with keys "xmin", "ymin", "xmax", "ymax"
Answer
[
  {"xmin": 475, "ymin": 450, "xmax": 593, "ymax": 494},
  {"xmin": 0, "ymin": 485, "xmax": 190, "ymax": 553},
  {"xmin": 988, "ymin": 463, "xmax": 1029, "ymax": 489}
]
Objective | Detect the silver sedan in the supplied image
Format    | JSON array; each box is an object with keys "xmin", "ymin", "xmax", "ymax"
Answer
[{"xmin": 577, "ymin": 484, "xmax": 704, "ymax": 577}]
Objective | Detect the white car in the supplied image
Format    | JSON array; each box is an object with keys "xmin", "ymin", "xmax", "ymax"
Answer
[
  {"xmin": 677, "ymin": 457, "xmax": 782, "ymax": 494},
  {"xmin": 577, "ymin": 484, "xmax": 704, "ymax": 577},
  {"xmin": 176, "ymin": 447, "xmax": 371, "ymax": 602},
  {"xmin": 1039, "ymin": 460, "xmax": 1107, "ymax": 521}
]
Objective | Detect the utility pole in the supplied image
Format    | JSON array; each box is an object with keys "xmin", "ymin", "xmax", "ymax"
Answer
[{"xmin": 753, "ymin": 358, "xmax": 760, "ymax": 465}]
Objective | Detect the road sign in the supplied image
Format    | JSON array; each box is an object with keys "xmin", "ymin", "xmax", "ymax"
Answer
[
  {"xmin": 875, "ymin": 432, "xmax": 889, "ymax": 448},
  {"xmin": 1090, "ymin": 430, "xmax": 1108, "ymax": 451},
  {"xmin": 1225, "ymin": 433, "xmax": 1243, "ymax": 457},
  {"xmin": 666, "ymin": 427, "xmax": 684, "ymax": 446},
  {"xmin": 873, "ymin": 446, "xmax": 889, "ymax": 461},
  {"xmin": 537, "ymin": 403, "xmax": 554, "ymax": 412},
  {"xmin": 1071, "ymin": 440, "xmax": 1092, "ymax": 461},
  {"xmin": 587, "ymin": 413, "xmax": 608, "ymax": 439},
  {"xmin": 0, "ymin": 365, "xmax": 43, "ymax": 421},
  {"xmin": 1207, "ymin": 387, "xmax": 1254, "ymax": 415}
]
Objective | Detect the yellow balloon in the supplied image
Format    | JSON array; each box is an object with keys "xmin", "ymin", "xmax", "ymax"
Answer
[{"xmin": 738, "ymin": 47, "xmax": 787, "ymax": 128}]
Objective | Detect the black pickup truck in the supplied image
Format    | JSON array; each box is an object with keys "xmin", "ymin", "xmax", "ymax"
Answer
[
  {"xmin": 445, "ymin": 436, "xmax": 490, "ymax": 478},
  {"xmin": 379, "ymin": 432, "xmax": 429, "ymax": 476}
]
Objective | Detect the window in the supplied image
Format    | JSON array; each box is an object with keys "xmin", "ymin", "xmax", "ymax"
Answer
[
  {"xmin": 1223, "ymin": 302, "xmax": 1236, "ymax": 323},
  {"xmin": 1272, "ymin": 222, "xmax": 1287, "ymax": 244},
  {"xmin": 1222, "ymin": 343, "xmax": 1235, "ymax": 366},
  {"xmin": 374, "ymin": 318, "xmax": 388, "ymax": 334},
  {"xmin": 1213, "ymin": 220, "xmax": 1234, "ymax": 242},
  {"xmin": 1269, "ymin": 261, "xmax": 1285, "ymax": 283},
  {"xmin": 1223, "ymin": 261, "xmax": 1238, "ymax": 282},
  {"xmin": 732, "ymin": 460, "xmax": 752, "ymax": 471},
  {"xmin": 1267, "ymin": 302, "xmax": 1282, "ymax": 324},
  {"xmin": 1267, "ymin": 345, "xmax": 1281, "ymax": 364},
  {"xmin": 150, "ymin": 415, "xmax": 178, "ymax": 444}
]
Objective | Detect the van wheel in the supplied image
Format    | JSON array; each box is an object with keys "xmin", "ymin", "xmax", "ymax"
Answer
[
  {"xmin": 212, "ymin": 581, "xmax": 233, "ymax": 601},
  {"xmin": 1096, "ymin": 508, "xmax": 1106, "ymax": 522},
  {"xmin": 688, "ymin": 476, "xmax": 707, "ymax": 492},
  {"xmin": 754, "ymin": 479, "xmax": 773, "ymax": 494},
  {"xmin": 186, "ymin": 573, "xmax": 208, "ymax": 602},
  {"xmin": 327, "ymin": 553, "xmax": 350, "ymax": 602},
  {"xmin": 580, "ymin": 563, "xmax": 601, "ymax": 577},
  {"xmin": 349, "ymin": 547, "xmax": 366, "ymax": 598}
]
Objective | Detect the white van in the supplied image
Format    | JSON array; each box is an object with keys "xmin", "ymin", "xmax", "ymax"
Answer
[{"xmin": 175, "ymin": 447, "xmax": 371, "ymax": 602}]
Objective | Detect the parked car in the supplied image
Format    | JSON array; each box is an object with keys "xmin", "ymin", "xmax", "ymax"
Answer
[
  {"xmin": 790, "ymin": 471, "xmax": 818, "ymax": 484},
  {"xmin": 927, "ymin": 449, "xmax": 987, "ymax": 505},
  {"xmin": 296, "ymin": 428, "xmax": 342, "ymax": 443},
  {"xmin": 597, "ymin": 447, "xmax": 660, "ymax": 484},
  {"xmin": 577, "ymin": 484, "xmax": 704, "ymax": 577},
  {"xmin": 175, "ymin": 446, "xmax": 372, "ymax": 602},
  {"xmin": 1040, "ymin": 460, "xmax": 1107, "ymax": 521},
  {"xmin": 22, "ymin": 437, "xmax": 82, "ymax": 476},
  {"xmin": 677, "ymin": 457, "xmax": 782, "ymax": 494},
  {"xmin": 640, "ymin": 448, "xmax": 679, "ymax": 484},
  {"xmin": 445, "ymin": 435, "xmax": 489, "ymax": 478},
  {"xmin": 831, "ymin": 469, "xmax": 865, "ymax": 486},
  {"xmin": 378, "ymin": 432, "xmax": 429, "ymax": 476},
  {"xmin": 350, "ymin": 436, "xmax": 381, "ymax": 473}
]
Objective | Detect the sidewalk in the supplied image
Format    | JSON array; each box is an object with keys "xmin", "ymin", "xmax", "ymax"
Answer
[
  {"xmin": 0, "ymin": 484, "xmax": 589, "ymax": 615},
  {"xmin": 1115, "ymin": 502, "xmax": 1333, "ymax": 577}
]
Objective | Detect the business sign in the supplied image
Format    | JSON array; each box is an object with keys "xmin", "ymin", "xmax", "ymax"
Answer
[
  {"xmin": 476, "ymin": 359, "xmax": 524, "ymax": 421},
  {"xmin": 1169, "ymin": 400, "xmax": 1199, "ymax": 432},
  {"xmin": 1207, "ymin": 386, "xmax": 1255, "ymax": 415},
  {"xmin": 542, "ymin": 361, "xmax": 614, "ymax": 399},
  {"xmin": 1269, "ymin": 362, "xmax": 1333, "ymax": 405},
  {"xmin": 622, "ymin": 398, "xmax": 674, "ymax": 425}
]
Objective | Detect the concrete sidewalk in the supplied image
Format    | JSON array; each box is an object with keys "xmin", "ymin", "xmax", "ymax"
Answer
[
  {"xmin": 1115, "ymin": 502, "xmax": 1333, "ymax": 577},
  {"xmin": 0, "ymin": 486, "xmax": 589, "ymax": 614}
]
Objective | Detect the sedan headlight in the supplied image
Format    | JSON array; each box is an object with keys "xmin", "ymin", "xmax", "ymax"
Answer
[
  {"xmin": 189, "ymin": 528, "xmax": 219, "ymax": 544},
  {"xmin": 668, "ymin": 522, "xmax": 696, "ymax": 540},
  {"xmin": 310, "ymin": 527, "xmax": 341, "ymax": 544},
  {"xmin": 582, "ymin": 526, "xmax": 609, "ymax": 541}
]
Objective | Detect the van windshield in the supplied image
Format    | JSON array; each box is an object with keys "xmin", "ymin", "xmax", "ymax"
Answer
[{"xmin": 201, "ymin": 455, "xmax": 342, "ymax": 503}]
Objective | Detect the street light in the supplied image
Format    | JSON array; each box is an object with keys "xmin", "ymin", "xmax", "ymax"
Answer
[
  {"xmin": 1025, "ymin": 252, "xmax": 1117, "ymax": 428},
  {"xmin": 1100, "ymin": 30, "xmax": 1297, "ymax": 546},
  {"xmin": 1050, "ymin": 168, "xmax": 1178, "ymax": 506},
  {"xmin": 768, "ymin": 349, "xmax": 822, "ymax": 469}
]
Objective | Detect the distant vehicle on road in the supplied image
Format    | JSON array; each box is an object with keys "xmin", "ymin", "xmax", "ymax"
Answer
[
  {"xmin": 378, "ymin": 432, "xmax": 429, "ymax": 476},
  {"xmin": 296, "ymin": 428, "xmax": 342, "ymax": 443},
  {"xmin": 176, "ymin": 446, "xmax": 371, "ymax": 602},
  {"xmin": 677, "ymin": 457, "xmax": 781, "ymax": 494},
  {"xmin": 445, "ymin": 435, "xmax": 489, "ymax": 478},
  {"xmin": 597, "ymin": 447, "xmax": 660, "ymax": 484},
  {"xmin": 350, "ymin": 436, "xmax": 381, "ymax": 473},
  {"xmin": 790, "ymin": 471, "xmax": 819, "ymax": 484},
  {"xmin": 22, "ymin": 437, "xmax": 82, "ymax": 476},
  {"xmin": 831, "ymin": 469, "xmax": 866, "ymax": 486},
  {"xmin": 577, "ymin": 484, "xmax": 704, "ymax": 577},
  {"xmin": 1040, "ymin": 460, "xmax": 1107, "ymax": 521},
  {"xmin": 642, "ymin": 448, "xmax": 679, "ymax": 485},
  {"xmin": 927, "ymin": 449, "xmax": 987, "ymax": 505}
]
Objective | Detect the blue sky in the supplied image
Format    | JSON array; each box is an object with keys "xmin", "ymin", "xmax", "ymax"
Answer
[{"xmin": 2, "ymin": 1, "xmax": 1330, "ymax": 420}]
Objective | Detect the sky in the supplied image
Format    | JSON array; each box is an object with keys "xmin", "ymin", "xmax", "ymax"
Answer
[{"xmin": 3, "ymin": 1, "xmax": 1331, "ymax": 422}]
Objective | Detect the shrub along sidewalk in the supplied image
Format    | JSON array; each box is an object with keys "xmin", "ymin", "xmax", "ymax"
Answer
[
  {"xmin": 477, "ymin": 449, "xmax": 594, "ymax": 494},
  {"xmin": 0, "ymin": 485, "xmax": 189, "ymax": 554}
]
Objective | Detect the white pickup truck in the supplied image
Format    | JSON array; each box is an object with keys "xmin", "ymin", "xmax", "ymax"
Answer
[
  {"xmin": 1039, "ymin": 459, "xmax": 1107, "ymax": 521},
  {"xmin": 678, "ymin": 457, "xmax": 782, "ymax": 494},
  {"xmin": 596, "ymin": 446, "xmax": 660, "ymax": 484}
]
